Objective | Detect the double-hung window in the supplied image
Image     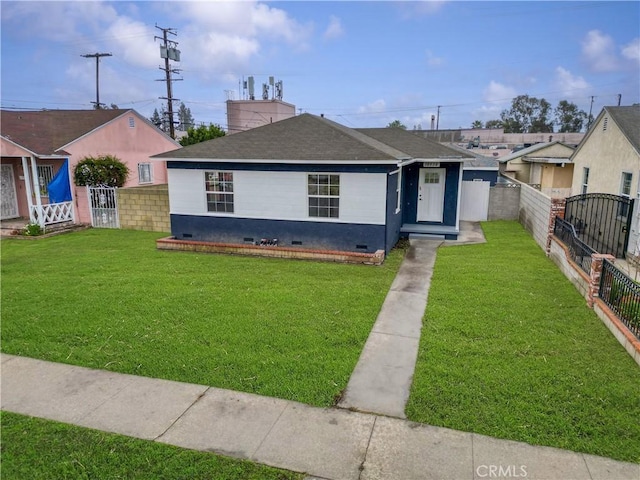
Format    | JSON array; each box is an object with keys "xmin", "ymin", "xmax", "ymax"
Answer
[
  {"xmin": 581, "ymin": 167, "xmax": 589, "ymax": 195},
  {"xmin": 619, "ymin": 171, "xmax": 632, "ymax": 218},
  {"xmin": 138, "ymin": 163, "xmax": 152, "ymax": 184},
  {"xmin": 205, "ymin": 171, "xmax": 234, "ymax": 213},
  {"xmin": 308, "ymin": 174, "xmax": 339, "ymax": 218}
]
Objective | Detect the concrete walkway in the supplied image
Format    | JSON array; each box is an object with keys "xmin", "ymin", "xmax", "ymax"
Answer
[
  {"xmin": 338, "ymin": 239, "xmax": 441, "ymax": 417},
  {"xmin": 338, "ymin": 221, "xmax": 488, "ymax": 417},
  {"xmin": 1, "ymin": 353, "xmax": 638, "ymax": 480}
]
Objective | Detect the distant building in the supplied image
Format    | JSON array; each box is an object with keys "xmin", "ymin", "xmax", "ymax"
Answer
[{"xmin": 226, "ymin": 99, "xmax": 296, "ymax": 134}]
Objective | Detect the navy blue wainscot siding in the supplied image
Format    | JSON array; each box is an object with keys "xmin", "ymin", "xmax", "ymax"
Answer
[{"xmin": 170, "ymin": 215, "xmax": 387, "ymax": 253}]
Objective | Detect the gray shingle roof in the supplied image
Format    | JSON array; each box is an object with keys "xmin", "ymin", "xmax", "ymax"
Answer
[
  {"xmin": 606, "ymin": 106, "xmax": 640, "ymax": 154},
  {"xmin": 356, "ymin": 128, "xmax": 473, "ymax": 160},
  {"xmin": 155, "ymin": 114, "xmax": 471, "ymax": 162}
]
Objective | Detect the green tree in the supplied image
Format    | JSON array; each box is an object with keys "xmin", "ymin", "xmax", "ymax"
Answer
[
  {"xmin": 500, "ymin": 95, "xmax": 553, "ymax": 133},
  {"xmin": 386, "ymin": 120, "xmax": 407, "ymax": 129},
  {"xmin": 554, "ymin": 100, "xmax": 588, "ymax": 133},
  {"xmin": 471, "ymin": 120, "xmax": 484, "ymax": 129},
  {"xmin": 177, "ymin": 102, "xmax": 195, "ymax": 131},
  {"xmin": 73, "ymin": 155, "xmax": 129, "ymax": 187},
  {"xmin": 485, "ymin": 119, "xmax": 503, "ymax": 129},
  {"xmin": 179, "ymin": 123, "xmax": 226, "ymax": 147},
  {"xmin": 150, "ymin": 109, "xmax": 162, "ymax": 129}
]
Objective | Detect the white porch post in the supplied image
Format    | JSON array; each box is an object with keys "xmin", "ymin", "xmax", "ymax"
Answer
[
  {"xmin": 29, "ymin": 156, "xmax": 44, "ymax": 228},
  {"xmin": 21, "ymin": 156, "xmax": 36, "ymax": 224},
  {"xmin": 455, "ymin": 162, "xmax": 463, "ymax": 231}
]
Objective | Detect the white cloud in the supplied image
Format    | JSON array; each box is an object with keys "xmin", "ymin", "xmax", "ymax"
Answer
[
  {"xmin": 324, "ymin": 15, "xmax": 344, "ymax": 41},
  {"xmin": 483, "ymin": 81, "xmax": 517, "ymax": 103},
  {"xmin": 166, "ymin": 1, "xmax": 313, "ymax": 78},
  {"xmin": 358, "ymin": 99, "xmax": 386, "ymax": 114},
  {"xmin": 621, "ymin": 38, "xmax": 640, "ymax": 63},
  {"xmin": 397, "ymin": 1, "xmax": 449, "ymax": 18},
  {"xmin": 426, "ymin": 50, "xmax": 443, "ymax": 67},
  {"xmin": 105, "ymin": 17, "xmax": 157, "ymax": 69},
  {"xmin": 554, "ymin": 67, "xmax": 590, "ymax": 97},
  {"xmin": 582, "ymin": 30, "xmax": 618, "ymax": 72}
]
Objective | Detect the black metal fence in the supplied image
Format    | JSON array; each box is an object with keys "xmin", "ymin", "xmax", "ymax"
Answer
[
  {"xmin": 564, "ymin": 193, "xmax": 634, "ymax": 259},
  {"xmin": 554, "ymin": 217, "xmax": 597, "ymax": 274},
  {"xmin": 599, "ymin": 259, "xmax": 640, "ymax": 339}
]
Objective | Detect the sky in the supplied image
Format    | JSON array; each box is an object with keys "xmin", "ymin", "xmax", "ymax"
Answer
[{"xmin": 1, "ymin": 1, "xmax": 639, "ymax": 131}]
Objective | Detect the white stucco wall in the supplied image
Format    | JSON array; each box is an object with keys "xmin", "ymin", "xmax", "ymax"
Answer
[
  {"xmin": 571, "ymin": 113, "xmax": 640, "ymax": 197},
  {"xmin": 168, "ymin": 168, "xmax": 387, "ymax": 225}
]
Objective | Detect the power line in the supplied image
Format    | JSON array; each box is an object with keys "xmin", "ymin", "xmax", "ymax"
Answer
[{"xmin": 81, "ymin": 52, "xmax": 112, "ymax": 109}]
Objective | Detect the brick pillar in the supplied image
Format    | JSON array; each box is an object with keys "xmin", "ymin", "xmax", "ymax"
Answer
[
  {"xmin": 588, "ymin": 254, "xmax": 615, "ymax": 308},
  {"xmin": 546, "ymin": 198, "xmax": 566, "ymax": 255}
]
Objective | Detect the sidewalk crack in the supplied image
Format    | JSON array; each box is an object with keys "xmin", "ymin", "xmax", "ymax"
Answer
[
  {"xmin": 358, "ymin": 416, "xmax": 377, "ymax": 480},
  {"xmin": 249, "ymin": 402, "xmax": 290, "ymax": 459},
  {"xmin": 153, "ymin": 386, "xmax": 210, "ymax": 441}
]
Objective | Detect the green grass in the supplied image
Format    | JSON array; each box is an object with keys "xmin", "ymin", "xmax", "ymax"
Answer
[
  {"xmin": 0, "ymin": 411, "xmax": 301, "ymax": 480},
  {"xmin": 1, "ymin": 229, "xmax": 403, "ymax": 407},
  {"xmin": 406, "ymin": 221, "xmax": 640, "ymax": 463}
]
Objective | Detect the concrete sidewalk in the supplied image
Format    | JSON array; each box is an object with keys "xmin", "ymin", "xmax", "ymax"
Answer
[{"xmin": 2, "ymin": 354, "xmax": 638, "ymax": 480}]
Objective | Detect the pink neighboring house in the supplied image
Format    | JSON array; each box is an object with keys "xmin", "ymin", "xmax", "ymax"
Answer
[{"xmin": 0, "ymin": 109, "xmax": 179, "ymax": 226}]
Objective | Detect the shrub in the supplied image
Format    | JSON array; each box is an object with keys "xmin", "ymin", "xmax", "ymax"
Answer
[
  {"xmin": 74, "ymin": 155, "xmax": 129, "ymax": 187},
  {"xmin": 23, "ymin": 223, "xmax": 43, "ymax": 236}
]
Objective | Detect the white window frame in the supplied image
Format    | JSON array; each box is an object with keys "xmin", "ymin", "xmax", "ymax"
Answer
[
  {"xmin": 621, "ymin": 171, "xmax": 632, "ymax": 198},
  {"xmin": 37, "ymin": 164, "xmax": 54, "ymax": 196},
  {"xmin": 129, "ymin": 116, "xmax": 135, "ymax": 128},
  {"xmin": 138, "ymin": 163, "xmax": 153, "ymax": 184},
  {"xmin": 205, "ymin": 171, "xmax": 234, "ymax": 213},
  {"xmin": 619, "ymin": 171, "xmax": 633, "ymax": 219},
  {"xmin": 581, "ymin": 167, "xmax": 589, "ymax": 195},
  {"xmin": 308, "ymin": 173, "xmax": 340, "ymax": 219}
]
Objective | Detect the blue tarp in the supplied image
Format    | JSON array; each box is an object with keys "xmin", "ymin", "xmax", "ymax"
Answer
[{"xmin": 47, "ymin": 159, "xmax": 72, "ymax": 203}]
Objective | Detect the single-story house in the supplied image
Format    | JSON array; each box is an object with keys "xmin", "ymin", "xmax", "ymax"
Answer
[
  {"xmin": 570, "ymin": 105, "xmax": 640, "ymax": 197},
  {"xmin": 567, "ymin": 105, "xmax": 640, "ymax": 258},
  {"xmin": 0, "ymin": 109, "xmax": 179, "ymax": 227},
  {"xmin": 499, "ymin": 141, "xmax": 575, "ymax": 198},
  {"xmin": 154, "ymin": 113, "xmax": 474, "ymax": 254}
]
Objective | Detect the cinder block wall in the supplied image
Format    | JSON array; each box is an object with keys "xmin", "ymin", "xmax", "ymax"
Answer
[
  {"xmin": 518, "ymin": 181, "xmax": 552, "ymax": 250},
  {"xmin": 488, "ymin": 184, "xmax": 521, "ymax": 220},
  {"xmin": 117, "ymin": 184, "xmax": 170, "ymax": 233}
]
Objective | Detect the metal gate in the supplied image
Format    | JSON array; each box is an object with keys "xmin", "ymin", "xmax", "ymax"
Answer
[
  {"xmin": 563, "ymin": 193, "xmax": 634, "ymax": 258},
  {"xmin": 88, "ymin": 186, "xmax": 119, "ymax": 228}
]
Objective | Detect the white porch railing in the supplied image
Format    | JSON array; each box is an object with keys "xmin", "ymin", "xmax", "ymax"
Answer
[{"xmin": 30, "ymin": 201, "xmax": 74, "ymax": 227}]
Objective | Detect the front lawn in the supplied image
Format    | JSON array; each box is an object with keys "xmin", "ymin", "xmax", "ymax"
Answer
[
  {"xmin": 1, "ymin": 229, "xmax": 403, "ymax": 407},
  {"xmin": 406, "ymin": 221, "xmax": 640, "ymax": 463},
  {"xmin": 1, "ymin": 411, "xmax": 301, "ymax": 480}
]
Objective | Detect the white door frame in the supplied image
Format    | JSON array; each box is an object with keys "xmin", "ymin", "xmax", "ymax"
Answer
[
  {"xmin": 1, "ymin": 164, "xmax": 19, "ymax": 220},
  {"xmin": 417, "ymin": 168, "xmax": 445, "ymax": 222}
]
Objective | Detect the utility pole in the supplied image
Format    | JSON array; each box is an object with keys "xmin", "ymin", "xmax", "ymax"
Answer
[
  {"xmin": 436, "ymin": 105, "xmax": 441, "ymax": 131},
  {"xmin": 81, "ymin": 52, "xmax": 112, "ymax": 109},
  {"xmin": 155, "ymin": 25, "xmax": 182, "ymax": 139},
  {"xmin": 587, "ymin": 96, "xmax": 595, "ymax": 131},
  {"xmin": 617, "ymin": 94, "xmax": 622, "ymax": 106}
]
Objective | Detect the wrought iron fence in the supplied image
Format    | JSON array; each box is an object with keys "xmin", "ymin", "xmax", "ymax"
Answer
[
  {"xmin": 599, "ymin": 259, "xmax": 640, "ymax": 339},
  {"xmin": 564, "ymin": 193, "xmax": 633, "ymax": 259},
  {"xmin": 554, "ymin": 217, "xmax": 596, "ymax": 274}
]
